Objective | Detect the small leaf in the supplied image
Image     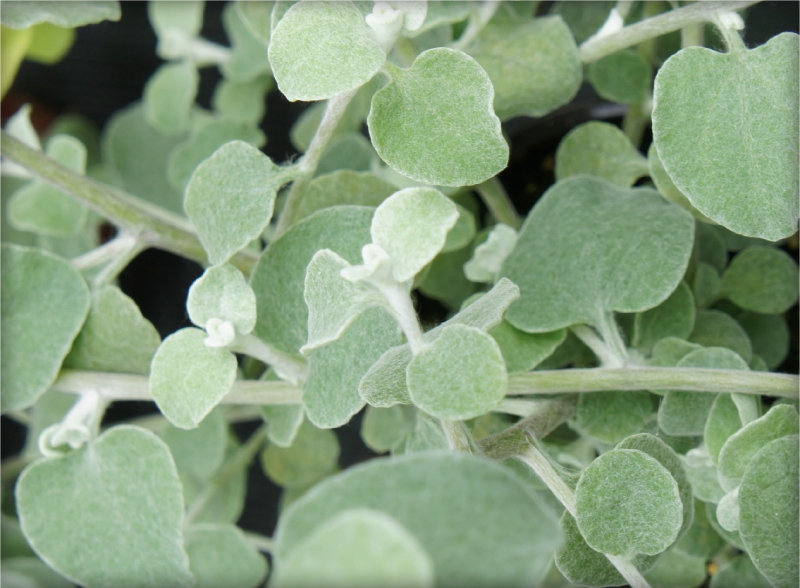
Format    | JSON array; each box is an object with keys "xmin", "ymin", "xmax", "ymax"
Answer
[
  {"xmin": 400, "ymin": 412, "xmax": 449, "ymax": 454},
  {"xmin": 489, "ymin": 322, "xmax": 565, "ymax": 373},
  {"xmin": 260, "ymin": 404, "xmax": 304, "ymax": 448},
  {"xmin": 418, "ymin": 246, "xmax": 479, "ymax": 309},
  {"xmin": 696, "ymin": 223, "xmax": 728, "ymax": 273},
  {"xmin": 659, "ymin": 347, "xmax": 749, "ymax": 437},
  {"xmin": 441, "ymin": 203, "xmax": 476, "ymax": 253},
  {"xmin": 716, "ymin": 486, "xmax": 740, "ymax": 532},
  {"xmin": 704, "ymin": 393, "xmax": 743, "ymax": 465},
  {"xmin": 720, "ymin": 245, "xmax": 799, "ymax": 314},
  {"xmin": 1, "ymin": 245, "xmax": 90, "ymax": 412},
  {"xmin": 643, "ymin": 548, "xmax": 707, "ymax": 588},
  {"xmin": 718, "ymin": 404, "xmax": 799, "ymax": 483},
  {"xmin": 652, "ymin": 34, "xmax": 799, "ymax": 240},
  {"xmin": 689, "ymin": 310, "xmax": 752, "ymax": 363},
  {"xmin": 736, "ymin": 311, "xmax": 790, "ymax": 370},
  {"xmin": 466, "ymin": 15, "xmax": 581, "ymax": 119},
  {"xmin": 555, "ymin": 511, "xmax": 631, "ymax": 587},
  {"xmin": 168, "ymin": 120, "xmax": 266, "ymax": 192},
  {"xmin": 710, "ymin": 554, "xmax": 774, "ymax": 588},
  {"xmin": 16, "ymin": 426, "xmax": 194, "ymax": 588},
  {"xmin": 250, "ymin": 206, "xmax": 374, "ymax": 355},
  {"xmin": 1, "ymin": 2, "xmax": 120, "ymax": 28},
  {"xmin": 185, "ymin": 524, "xmax": 268, "ymax": 588},
  {"xmin": 633, "ymin": 281, "xmax": 695, "ymax": 355},
  {"xmin": 502, "ymin": 176, "xmax": 694, "ymax": 333},
  {"xmin": 221, "ymin": 3, "xmax": 271, "ymax": 83},
  {"xmin": 407, "ymin": 323, "xmax": 507, "ymax": 421},
  {"xmin": 555, "ymin": 121, "xmax": 649, "ymax": 187},
  {"xmin": 63, "ymin": 285, "xmax": 161, "ymax": 375},
  {"xmin": 143, "ymin": 61, "xmax": 199, "ymax": 136},
  {"xmin": 162, "ymin": 408, "xmax": 228, "ymax": 481},
  {"xmin": 272, "ymin": 509, "xmax": 434, "ymax": 588},
  {"xmin": 274, "ymin": 452, "xmax": 560, "ymax": 587},
  {"xmin": 571, "ymin": 392, "xmax": 654, "ymax": 445},
  {"xmin": 150, "ymin": 328, "xmax": 238, "ymax": 429},
  {"xmin": 148, "ymin": 1, "xmax": 203, "ymax": 37},
  {"xmin": 1, "ymin": 556, "xmax": 73, "ymax": 588},
  {"xmin": 295, "ymin": 170, "xmax": 395, "ymax": 222},
  {"xmin": 464, "ymin": 223, "xmax": 518, "ymax": 284},
  {"xmin": 304, "ymin": 307, "xmax": 402, "ymax": 429},
  {"xmin": 676, "ymin": 499, "xmax": 726, "ymax": 560},
  {"xmin": 360, "ymin": 405, "xmax": 416, "ymax": 453},
  {"xmin": 682, "ymin": 446, "xmax": 726, "ymax": 503},
  {"xmin": 187, "ymin": 263, "xmax": 257, "ymax": 335},
  {"xmin": 575, "ymin": 448, "xmax": 683, "ymax": 557},
  {"xmin": 588, "ymin": 49, "xmax": 650, "ymax": 105},
  {"xmin": 648, "ymin": 337, "xmax": 700, "ymax": 368},
  {"xmin": 260, "ymin": 420, "xmax": 340, "ymax": 488},
  {"xmin": 693, "ymin": 262, "xmax": 723, "ymax": 308},
  {"xmin": 738, "ymin": 435, "xmax": 799, "ymax": 588},
  {"xmin": 368, "ymin": 47, "xmax": 509, "ymax": 186},
  {"xmin": 235, "ymin": 1, "xmax": 271, "ymax": 46},
  {"xmin": 212, "ymin": 75, "xmax": 271, "ymax": 125},
  {"xmin": 268, "ymin": 1, "xmax": 385, "ymax": 101},
  {"xmin": 551, "ymin": 1, "xmax": 614, "ymax": 44},
  {"xmin": 371, "ymin": 187, "xmax": 459, "ymax": 282}
]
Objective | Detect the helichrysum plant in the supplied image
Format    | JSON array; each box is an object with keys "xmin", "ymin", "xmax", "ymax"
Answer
[{"xmin": 0, "ymin": 1, "xmax": 798, "ymax": 587}]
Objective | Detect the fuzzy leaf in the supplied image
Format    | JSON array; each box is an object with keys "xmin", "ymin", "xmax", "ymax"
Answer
[
  {"xmin": 274, "ymin": 452, "xmax": 560, "ymax": 588},
  {"xmin": 1, "ymin": 1, "xmax": 120, "ymax": 29},
  {"xmin": 441, "ymin": 203, "xmax": 476, "ymax": 253},
  {"xmin": 555, "ymin": 511, "xmax": 631, "ymax": 587},
  {"xmin": 652, "ymin": 34, "xmax": 799, "ymax": 240},
  {"xmin": 371, "ymin": 187, "xmax": 459, "ymax": 282},
  {"xmin": 260, "ymin": 404, "xmax": 304, "ymax": 448},
  {"xmin": 212, "ymin": 75, "xmax": 271, "ymax": 125},
  {"xmin": 466, "ymin": 15, "xmax": 581, "ymax": 119},
  {"xmin": 643, "ymin": 548, "xmax": 707, "ymax": 588},
  {"xmin": 704, "ymin": 394, "xmax": 744, "ymax": 465},
  {"xmin": 737, "ymin": 311, "xmax": 790, "ymax": 370},
  {"xmin": 295, "ymin": 170, "xmax": 395, "ymax": 222},
  {"xmin": 16, "ymin": 426, "xmax": 194, "ymax": 588},
  {"xmin": 368, "ymin": 47, "xmax": 508, "ymax": 186},
  {"xmin": 490, "ymin": 322, "xmax": 565, "ymax": 373},
  {"xmin": 162, "ymin": 409, "xmax": 228, "ymax": 481},
  {"xmin": 738, "ymin": 435, "xmax": 799, "ymax": 588},
  {"xmin": 575, "ymin": 448, "xmax": 683, "ymax": 557},
  {"xmin": 272, "ymin": 509, "xmax": 434, "ymax": 588},
  {"xmin": 1, "ymin": 245, "xmax": 90, "ymax": 412},
  {"xmin": 502, "ymin": 175, "xmax": 694, "ymax": 333},
  {"xmin": 143, "ymin": 61, "xmax": 199, "ymax": 136},
  {"xmin": 588, "ymin": 49, "xmax": 650, "ymax": 105},
  {"xmin": 268, "ymin": 1, "xmax": 385, "ymax": 101},
  {"xmin": 148, "ymin": 1, "xmax": 203, "ymax": 37},
  {"xmin": 633, "ymin": 281, "xmax": 695, "ymax": 355},
  {"xmin": 63, "ymin": 285, "xmax": 161, "ymax": 375},
  {"xmin": 187, "ymin": 263, "xmax": 256, "ymax": 336},
  {"xmin": 185, "ymin": 524, "xmax": 268, "ymax": 588},
  {"xmin": 689, "ymin": 310, "xmax": 752, "ymax": 363},
  {"xmin": 710, "ymin": 554, "xmax": 773, "ymax": 588},
  {"xmin": 720, "ymin": 245, "xmax": 799, "ymax": 314},
  {"xmin": 221, "ymin": 3, "xmax": 271, "ymax": 82},
  {"xmin": 571, "ymin": 392, "xmax": 654, "ymax": 445},
  {"xmin": 150, "ymin": 328, "xmax": 238, "ymax": 430},
  {"xmin": 260, "ymin": 420, "xmax": 339, "ymax": 488},
  {"xmin": 360, "ymin": 405, "xmax": 416, "ymax": 453}
]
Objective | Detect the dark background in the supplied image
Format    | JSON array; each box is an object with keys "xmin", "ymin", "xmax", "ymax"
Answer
[{"xmin": 2, "ymin": 1, "xmax": 798, "ymax": 542}]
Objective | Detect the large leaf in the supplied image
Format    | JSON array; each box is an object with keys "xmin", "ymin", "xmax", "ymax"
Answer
[
  {"xmin": 268, "ymin": 1, "xmax": 385, "ymax": 101},
  {"xmin": 652, "ymin": 34, "xmax": 799, "ymax": 240},
  {"xmin": 368, "ymin": 47, "xmax": 508, "ymax": 186},
  {"xmin": 466, "ymin": 15, "xmax": 581, "ymax": 119},
  {"xmin": 1, "ymin": 245, "xmax": 90, "ymax": 412},
  {"xmin": 502, "ymin": 175, "xmax": 694, "ymax": 333},
  {"xmin": 16, "ymin": 426, "xmax": 194, "ymax": 588},
  {"xmin": 274, "ymin": 452, "xmax": 560, "ymax": 588}
]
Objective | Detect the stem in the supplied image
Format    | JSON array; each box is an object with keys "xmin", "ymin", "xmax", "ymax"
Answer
[
  {"xmin": 1, "ymin": 132, "xmax": 259, "ymax": 274},
  {"xmin": 441, "ymin": 420, "xmax": 476, "ymax": 453},
  {"xmin": 378, "ymin": 280, "xmax": 426, "ymax": 355},
  {"xmin": 53, "ymin": 370, "xmax": 303, "ymax": 404},
  {"xmin": 475, "ymin": 177, "xmax": 522, "ymax": 230},
  {"xmin": 451, "ymin": 0, "xmax": 501, "ymax": 51},
  {"xmin": 71, "ymin": 233, "xmax": 139, "ymax": 270},
  {"xmin": 681, "ymin": 22, "xmax": 705, "ymax": 49},
  {"xmin": 274, "ymin": 89, "xmax": 359, "ymax": 237},
  {"xmin": 507, "ymin": 368, "xmax": 799, "ymax": 398},
  {"xmin": 228, "ymin": 334, "xmax": 308, "ymax": 385},
  {"xmin": 597, "ymin": 311, "xmax": 629, "ymax": 366},
  {"xmin": 120, "ymin": 405, "xmax": 264, "ymax": 434},
  {"xmin": 243, "ymin": 532, "xmax": 274, "ymax": 554},
  {"xmin": 570, "ymin": 325, "xmax": 622, "ymax": 368},
  {"xmin": 579, "ymin": 0, "xmax": 759, "ymax": 63},
  {"xmin": 92, "ymin": 238, "xmax": 146, "ymax": 288},
  {"xmin": 185, "ymin": 424, "xmax": 268, "ymax": 525},
  {"xmin": 518, "ymin": 444, "xmax": 653, "ymax": 588}
]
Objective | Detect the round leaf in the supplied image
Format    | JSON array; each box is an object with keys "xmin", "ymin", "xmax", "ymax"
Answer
[
  {"xmin": 1, "ymin": 2, "xmax": 120, "ymax": 29},
  {"xmin": 16, "ymin": 426, "xmax": 194, "ymax": 588},
  {"xmin": 571, "ymin": 392, "xmax": 654, "ymax": 445},
  {"xmin": 407, "ymin": 324, "xmax": 507, "ymax": 421},
  {"xmin": 652, "ymin": 34, "xmax": 799, "ymax": 240},
  {"xmin": 185, "ymin": 524, "xmax": 268, "ymax": 588},
  {"xmin": 260, "ymin": 420, "xmax": 340, "ymax": 488},
  {"xmin": 633, "ymin": 281, "xmax": 695, "ymax": 355},
  {"xmin": 368, "ymin": 47, "xmax": 509, "ymax": 187},
  {"xmin": 588, "ymin": 49, "xmax": 650, "ymax": 105},
  {"xmin": 143, "ymin": 61, "xmax": 199, "ymax": 136},
  {"xmin": 575, "ymin": 448, "xmax": 683, "ymax": 557},
  {"xmin": 502, "ymin": 175, "xmax": 694, "ymax": 332},
  {"xmin": 1, "ymin": 245, "xmax": 90, "ymax": 412},
  {"xmin": 187, "ymin": 264, "xmax": 257, "ymax": 335},
  {"xmin": 268, "ymin": 1, "xmax": 385, "ymax": 101},
  {"xmin": 720, "ymin": 245, "xmax": 799, "ymax": 314}
]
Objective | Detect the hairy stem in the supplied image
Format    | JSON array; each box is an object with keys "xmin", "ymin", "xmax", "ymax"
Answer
[
  {"xmin": 451, "ymin": 0, "xmax": 501, "ymax": 51},
  {"xmin": 579, "ymin": 0, "xmax": 759, "ymax": 63},
  {"xmin": 228, "ymin": 334, "xmax": 308, "ymax": 385},
  {"xmin": 475, "ymin": 177, "xmax": 522, "ymax": 230},
  {"xmin": 1, "ymin": 132, "xmax": 258, "ymax": 273},
  {"xmin": 441, "ymin": 420, "xmax": 477, "ymax": 453},
  {"xmin": 244, "ymin": 532, "xmax": 274, "ymax": 554}
]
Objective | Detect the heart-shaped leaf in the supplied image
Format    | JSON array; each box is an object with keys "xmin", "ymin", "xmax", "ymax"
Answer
[
  {"xmin": 588, "ymin": 49, "xmax": 650, "ymax": 105},
  {"xmin": 16, "ymin": 426, "xmax": 194, "ymax": 588},
  {"xmin": 720, "ymin": 245, "xmax": 799, "ymax": 314},
  {"xmin": 187, "ymin": 263, "xmax": 257, "ymax": 335},
  {"xmin": 143, "ymin": 61, "xmax": 199, "ymax": 136},
  {"xmin": 361, "ymin": 405, "xmax": 416, "ymax": 453}
]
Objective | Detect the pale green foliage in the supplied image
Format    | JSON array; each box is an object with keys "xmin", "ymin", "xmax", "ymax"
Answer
[
  {"xmin": 63, "ymin": 285, "xmax": 161, "ymax": 375},
  {"xmin": 261, "ymin": 404, "xmax": 304, "ymax": 448},
  {"xmin": 261, "ymin": 420, "xmax": 340, "ymax": 488},
  {"xmin": 503, "ymin": 175, "xmax": 694, "ymax": 332},
  {"xmin": 737, "ymin": 311, "xmax": 790, "ymax": 370},
  {"xmin": 555, "ymin": 122, "xmax": 649, "ymax": 187},
  {"xmin": 399, "ymin": 412, "xmax": 449, "ymax": 454},
  {"xmin": 251, "ymin": 206, "xmax": 374, "ymax": 355},
  {"xmin": 295, "ymin": 170, "xmax": 395, "ymax": 221},
  {"xmin": 1, "ymin": 244, "xmax": 90, "ymax": 412},
  {"xmin": 464, "ymin": 223, "xmax": 517, "ymax": 284},
  {"xmin": 212, "ymin": 76, "xmax": 271, "ymax": 125},
  {"xmin": 185, "ymin": 524, "xmax": 268, "ymax": 588},
  {"xmin": 162, "ymin": 409, "xmax": 227, "ymax": 480},
  {"xmin": 489, "ymin": 322, "xmax": 565, "ymax": 373},
  {"xmin": 187, "ymin": 263, "xmax": 257, "ymax": 335},
  {"xmin": 1, "ymin": 557, "xmax": 74, "ymax": 588},
  {"xmin": 274, "ymin": 453, "xmax": 560, "ymax": 588},
  {"xmin": 149, "ymin": 328, "xmax": 238, "ymax": 429},
  {"xmin": 304, "ymin": 307, "xmax": 401, "ymax": 428},
  {"xmin": 710, "ymin": 554, "xmax": 772, "ymax": 588},
  {"xmin": 647, "ymin": 144, "xmax": 712, "ymax": 224},
  {"xmin": 16, "ymin": 426, "xmax": 194, "ymax": 588},
  {"xmin": 441, "ymin": 203, "xmax": 476, "ymax": 253},
  {"xmin": 147, "ymin": 1, "xmax": 203, "ymax": 38},
  {"xmin": 738, "ymin": 436, "xmax": 799, "ymax": 588},
  {"xmin": 676, "ymin": 499, "xmax": 725, "ymax": 559},
  {"xmin": 555, "ymin": 512, "xmax": 632, "ymax": 587},
  {"xmin": 575, "ymin": 448, "xmax": 683, "ymax": 557},
  {"xmin": 689, "ymin": 310, "xmax": 752, "ymax": 363},
  {"xmin": 588, "ymin": 49, "xmax": 650, "ymax": 105},
  {"xmin": 643, "ymin": 548, "xmax": 707, "ymax": 588},
  {"xmin": 368, "ymin": 48, "xmax": 508, "ymax": 186},
  {"xmin": 633, "ymin": 281, "xmax": 695, "ymax": 355},
  {"xmin": 272, "ymin": 509, "xmax": 434, "ymax": 588},
  {"xmin": 551, "ymin": 1, "xmax": 614, "ymax": 44},
  {"xmin": 143, "ymin": 62, "xmax": 198, "ymax": 136},
  {"xmin": 407, "ymin": 324, "xmax": 507, "ymax": 421},
  {"xmin": 9, "ymin": 135, "xmax": 88, "ymax": 237},
  {"xmin": 1, "ymin": 1, "xmax": 120, "ymax": 29},
  {"xmin": 371, "ymin": 187, "xmax": 458, "ymax": 282},
  {"xmin": 360, "ymin": 405, "xmax": 416, "ymax": 453},
  {"xmin": 653, "ymin": 33, "xmax": 799, "ymax": 240},
  {"xmin": 571, "ymin": 392, "xmax": 654, "ymax": 444},
  {"xmin": 466, "ymin": 15, "xmax": 581, "ymax": 119},
  {"xmin": 705, "ymin": 393, "xmax": 743, "ymax": 465},
  {"xmin": 268, "ymin": 1, "xmax": 385, "ymax": 101},
  {"xmin": 720, "ymin": 245, "xmax": 799, "ymax": 314},
  {"xmin": 221, "ymin": 3, "xmax": 271, "ymax": 82},
  {"xmin": 235, "ymin": 1, "xmax": 271, "ymax": 46}
]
